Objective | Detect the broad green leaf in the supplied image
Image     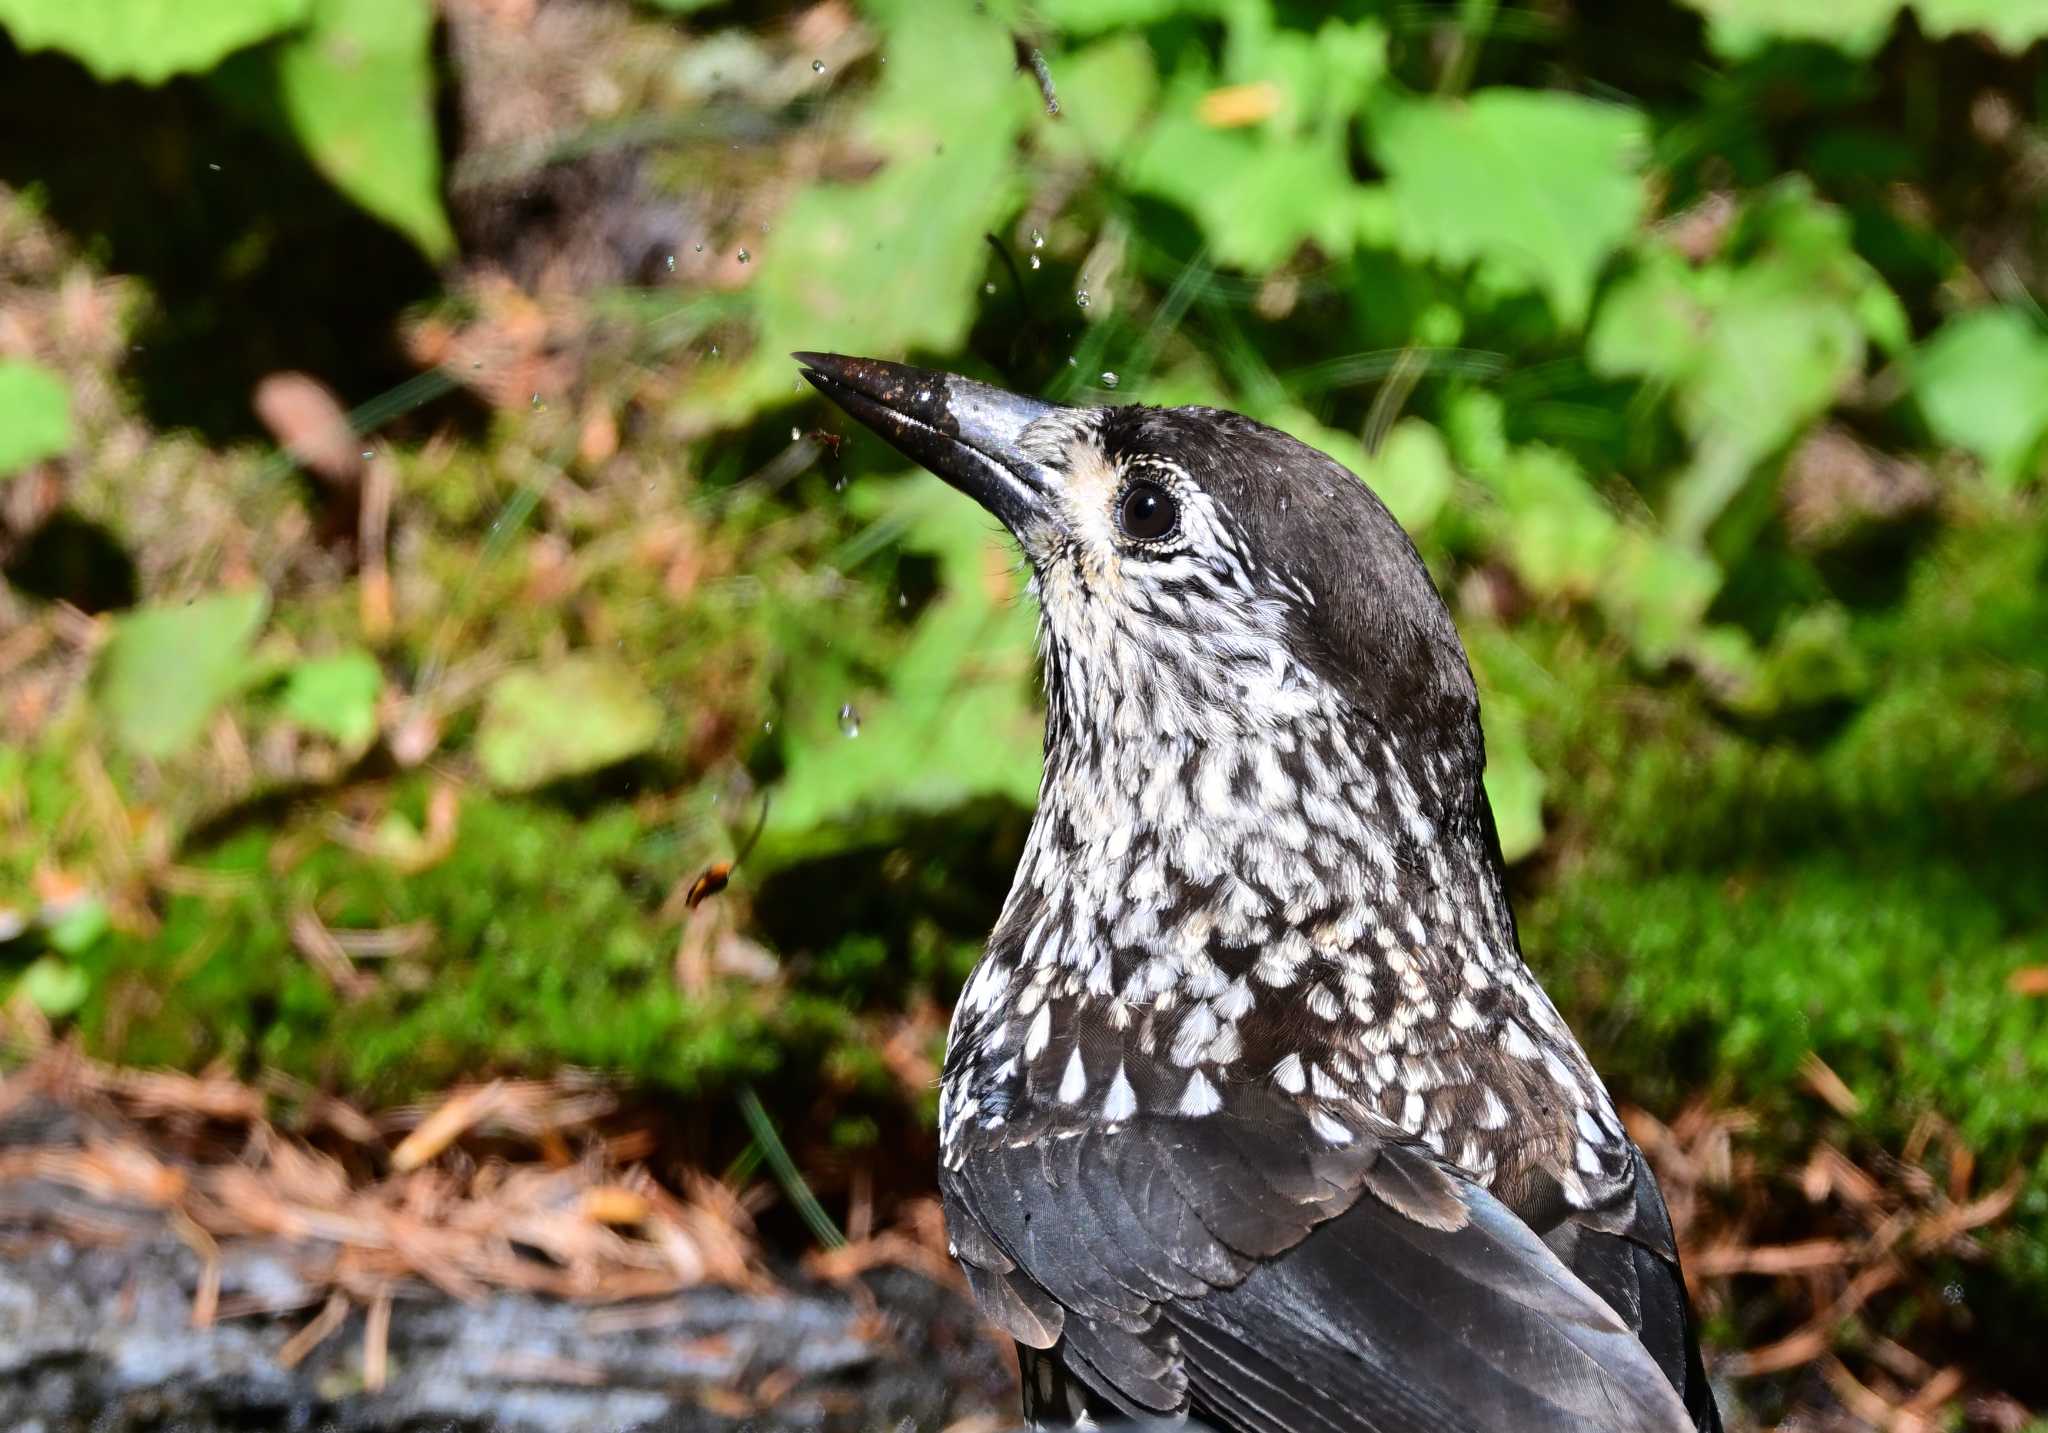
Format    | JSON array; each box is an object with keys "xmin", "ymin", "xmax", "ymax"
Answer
[
  {"xmin": 20, "ymin": 956, "xmax": 89, "ymax": 1018},
  {"xmin": 769, "ymin": 477, "xmax": 1042, "ymax": 835},
  {"xmin": 1367, "ymin": 90, "xmax": 1646, "ymax": 328},
  {"xmin": 1033, "ymin": 0, "xmax": 1226, "ymax": 35},
  {"xmin": 1040, "ymin": 34, "xmax": 1159, "ymax": 164},
  {"xmin": 1676, "ymin": 0, "xmax": 1901, "ymax": 56},
  {"xmin": 1596, "ymin": 534, "xmax": 1722, "ymax": 667},
  {"xmin": 1479, "ymin": 700, "xmax": 1545, "ymax": 864},
  {"xmin": 217, "ymin": 0, "xmax": 452, "ymax": 259},
  {"xmin": 1912, "ymin": 308, "xmax": 2048, "ymax": 489},
  {"xmin": 1590, "ymin": 184, "xmax": 1901, "ymax": 541},
  {"xmin": 1480, "ymin": 445, "xmax": 1620, "ymax": 599},
  {"xmin": 1367, "ymin": 419, "xmax": 1456, "ymax": 533},
  {"xmin": 281, "ymin": 649, "xmax": 384, "ymax": 747},
  {"xmin": 1911, "ymin": 0, "xmax": 2048, "ymax": 50},
  {"xmin": 95, "ymin": 589, "xmax": 269, "ymax": 759},
  {"xmin": 0, "ymin": 0, "xmax": 310, "ymax": 84},
  {"xmin": 0, "ymin": 359, "xmax": 72, "ymax": 477},
  {"xmin": 1126, "ymin": 18, "xmax": 1385, "ymax": 272},
  {"xmin": 730, "ymin": 0, "xmax": 1029, "ymax": 415},
  {"xmin": 46, "ymin": 897, "xmax": 109, "ymax": 954},
  {"xmin": 476, "ymin": 656, "xmax": 663, "ymax": 792}
]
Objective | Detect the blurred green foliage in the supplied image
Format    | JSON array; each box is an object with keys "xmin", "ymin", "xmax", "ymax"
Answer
[{"xmin": 1, "ymin": 0, "xmax": 2047, "ymax": 1384}]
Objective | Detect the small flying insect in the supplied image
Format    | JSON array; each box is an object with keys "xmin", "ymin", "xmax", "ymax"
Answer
[{"xmin": 684, "ymin": 790, "xmax": 770, "ymax": 910}]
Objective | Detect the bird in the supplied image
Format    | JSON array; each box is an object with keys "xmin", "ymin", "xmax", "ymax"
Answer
[{"xmin": 796, "ymin": 351, "xmax": 1721, "ymax": 1433}]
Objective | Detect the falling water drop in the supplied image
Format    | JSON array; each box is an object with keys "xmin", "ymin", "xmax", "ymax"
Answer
[
  {"xmin": 1075, "ymin": 290, "xmax": 1091, "ymax": 309},
  {"xmin": 736, "ymin": 249, "xmax": 751, "ymax": 264},
  {"xmin": 791, "ymin": 426, "xmax": 802, "ymax": 442},
  {"xmin": 530, "ymin": 394, "xmax": 546, "ymax": 412},
  {"xmin": 1028, "ymin": 255, "xmax": 1041, "ymax": 270},
  {"xmin": 838, "ymin": 704, "xmax": 861, "ymax": 738},
  {"xmin": 1099, "ymin": 372, "xmax": 1119, "ymax": 389},
  {"xmin": 664, "ymin": 254, "xmax": 676, "ymax": 273},
  {"xmin": 762, "ymin": 720, "xmax": 775, "ymax": 735},
  {"xmin": 360, "ymin": 449, "xmax": 374, "ymax": 460},
  {"xmin": 897, "ymin": 591, "xmax": 909, "ymax": 609},
  {"xmin": 812, "ymin": 59, "xmax": 826, "ymax": 73},
  {"xmin": 984, "ymin": 281, "xmax": 996, "ymax": 295},
  {"xmin": 1030, "ymin": 228, "xmax": 1045, "ymax": 249},
  {"xmin": 694, "ymin": 242, "xmax": 705, "ymax": 253}
]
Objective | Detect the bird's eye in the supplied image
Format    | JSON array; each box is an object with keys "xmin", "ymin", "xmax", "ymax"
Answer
[{"xmin": 1116, "ymin": 480, "xmax": 1177, "ymax": 542}]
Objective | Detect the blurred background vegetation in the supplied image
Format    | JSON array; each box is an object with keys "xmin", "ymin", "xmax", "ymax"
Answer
[{"xmin": 0, "ymin": 0, "xmax": 2045, "ymax": 1425}]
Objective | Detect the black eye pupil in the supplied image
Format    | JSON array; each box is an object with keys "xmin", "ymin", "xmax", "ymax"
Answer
[{"xmin": 1118, "ymin": 482, "xmax": 1175, "ymax": 541}]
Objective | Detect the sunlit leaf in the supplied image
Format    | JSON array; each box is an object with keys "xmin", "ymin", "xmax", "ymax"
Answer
[
  {"xmin": 476, "ymin": 656, "xmax": 663, "ymax": 792},
  {"xmin": 1911, "ymin": 0, "xmax": 2048, "ymax": 50},
  {"xmin": 1590, "ymin": 183, "xmax": 1902, "ymax": 541},
  {"xmin": 1675, "ymin": 0, "xmax": 1901, "ymax": 56},
  {"xmin": 1596, "ymin": 534, "xmax": 1723, "ymax": 667},
  {"xmin": 769, "ymin": 477, "xmax": 1042, "ymax": 836},
  {"xmin": 216, "ymin": 0, "xmax": 452, "ymax": 259},
  {"xmin": 733, "ymin": 0, "xmax": 1030, "ymax": 414},
  {"xmin": 0, "ymin": 359, "xmax": 72, "ymax": 477},
  {"xmin": 1479, "ymin": 444, "xmax": 1620, "ymax": 599},
  {"xmin": 0, "ymin": 0, "xmax": 310, "ymax": 84},
  {"xmin": 1912, "ymin": 308, "xmax": 2048, "ymax": 489},
  {"xmin": 1367, "ymin": 418, "xmax": 1456, "ymax": 533},
  {"xmin": 20, "ymin": 956, "xmax": 90, "ymax": 1017},
  {"xmin": 1367, "ymin": 89, "xmax": 1646, "ymax": 328},
  {"xmin": 95, "ymin": 590, "xmax": 270, "ymax": 759},
  {"xmin": 281, "ymin": 649, "xmax": 384, "ymax": 747},
  {"xmin": 1478, "ymin": 700, "xmax": 1545, "ymax": 864},
  {"xmin": 1125, "ymin": 18, "xmax": 1385, "ymax": 272}
]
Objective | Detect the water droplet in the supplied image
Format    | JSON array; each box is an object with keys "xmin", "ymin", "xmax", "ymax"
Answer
[
  {"xmin": 471, "ymin": 361, "xmax": 483, "ymax": 370},
  {"xmin": 832, "ymin": 473, "xmax": 847, "ymax": 492},
  {"xmin": 791, "ymin": 427, "xmax": 802, "ymax": 441},
  {"xmin": 1066, "ymin": 356, "xmax": 1078, "ymax": 367},
  {"xmin": 1030, "ymin": 228, "xmax": 1045, "ymax": 249},
  {"xmin": 812, "ymin": 59, "xmax": 826, "ymax": 73},
  {"xmin": 837, "ymin": 704, "xmax": 861, "ymax": 738},
  {"xmin": 694, "ymin": 242, "xmax": 705, "ymax": 253},
  {"xmin": 897, "ymin": 591, "xmax": 909, "ymax": 609},
  {"xmin": 1028, "ymin": 255, "xmax": 1041, "ymax": 270},
  {"xmin": 762, "ymin": 720, "xmax": 775, "ymax": 735},
  {"xmin": 207, "ymin": 162, "xmax": 222, "ymax": 172},
  {"xmin": 360, "ymin": 449, "xmax": 374, "ymax": 461},
  {"xmin": 736, "ymin": 249, "xmax": 751, "ymax": 264},
  {"xmin": 530, "ymin": 393, "xmax": 546, "ymax": 412},
  {"xmin": 709, "ymin": 344, "xmax": 720, "ymax": 357},
  {"xmin": 1074, "ymin": 290, "xmax": 1090, "ymax": 309},
  {"xmin": 1942, "ymin": 1281, "xmax": 1965, "ymax": 1305},
  {"xmin": 983, "ymin": 281, "xmax": 996, "ymax": 295},
  {"xmin": 1099, "ymin": 371, "xmax": 1119, "ymax": 389},
  {"xmin": 664, "ymin": 254, "xmax": 676, "ymax": 273}
]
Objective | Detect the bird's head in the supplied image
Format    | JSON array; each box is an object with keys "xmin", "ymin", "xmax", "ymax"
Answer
[{"xmin": 797, "ymin": 354, "xmax": 1482, "ymax": 804}]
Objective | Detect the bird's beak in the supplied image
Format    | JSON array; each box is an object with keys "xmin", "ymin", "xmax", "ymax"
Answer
[{"xmin": 794, "ymin": 352, "xmax": 1063, "ymax": 546}]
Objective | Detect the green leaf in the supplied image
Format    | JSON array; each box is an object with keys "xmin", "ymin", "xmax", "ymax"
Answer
[
  {"xmin": 1675, "ymin": 0, "xmax": 1902, "ymax": 56},
  {"xmin": 20, "ymin": 956, "xmax": 89, "ymax": 1018},
  {"xmin": 217, "ymin": 0, "xmax": 451, "ymax": 259},
  {"xmin": 0, "ymin": 360, "xmax": 73, "ymax": 477},
  {"xmin": 1596, "ymin": 534, "xmax": 1723, "ymax": 667},
  {"xmin": 281, "ymin": 649, "xmax": 383, "ymax": 747},
  {"xmin": 769, "ymin": 477, "xmax": 1042, "ymax": 835},
  {"xmin": 1033, "ymin": 0, "xmax": 1225, "ymax": 34},
  {"xmin": 730, "ymin": 0, "xmax": 1029, "ymax": 415},
  {"xmin": 1912, "ymin": 308, "xmax": 2048, "ymax": 489},
  {"xmin": 476, "ymin": 655, "xmax": 663, "ymax": 792},
  {"xmin": 1367, "ymin": 89, "xmax": 1646, "ymax": 328},
  {"xmin": 1367, "ymin": 419, "xmax": 1456, "ymax": 533},
  {"xmin": 1479, "ymin": 700, "xmax": 1545, "ymax": 863},
  {"xmin": 1911, "ymin": 0, "xmax": 2048, "ymax": 50},
  {"xmin": 1041, "ymin": 34, "xmax": 1161, "ymax": 165},
  {"xmin": 46, "ymin": 897, "xmax": 109, "ymax": 954},
  {"xmin": 1125, "ymin": 18, "xmax": 1385, "ymax": 272},
  {"xmin": 1479, "ymin": 444, "xmax": 1620, "ymax": 599},
  {"xmin": 1589, "ymin": 184, "xmax": 1900, "ymax": 541},
  {"xmin": 95, "ymin": 589, "xmax": 270, "ymax": 759},
  {"xmin": 0, "ymin": 0, "xmax": 310, "ymax": 84}
]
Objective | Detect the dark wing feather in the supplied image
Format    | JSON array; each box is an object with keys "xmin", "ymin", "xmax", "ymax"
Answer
[
  {"xmin": 942, "ymin": 1085, "xmax": 1695, "ymax": 1433},
  {"xmin": 1551, "ymin": 1146, "xmax": 1722, "ymax": 1432}
]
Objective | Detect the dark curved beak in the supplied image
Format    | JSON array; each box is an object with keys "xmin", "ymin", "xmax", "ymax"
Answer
[{"xmin": 794, "ymin": 352, "xmax": 1062, "ymax": 545}]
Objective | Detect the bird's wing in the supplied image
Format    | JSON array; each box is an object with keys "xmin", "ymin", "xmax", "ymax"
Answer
[
  {"xmin": 941, "ymin": 1080, "xmax": 1695, "ymax": 1433},
  {"xmin": 1549, "ymin": 1146, "xmax": 1722, "ymax": 1432}
]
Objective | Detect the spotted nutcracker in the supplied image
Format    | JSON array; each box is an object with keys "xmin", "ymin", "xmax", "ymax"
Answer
[{"xmin": 798, "ymin": 352, "xmax": 1720, "ymax": 1433}]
